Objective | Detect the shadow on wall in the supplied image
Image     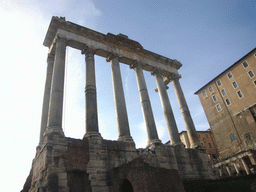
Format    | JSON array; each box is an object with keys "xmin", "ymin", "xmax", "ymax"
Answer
[
  {"xmin": 120, "ymin": 179, "xmax": 134, "ymax": 192},
  {"xmin": 183, "ymin": 174, "xmax": 256, "ymax": 192}
]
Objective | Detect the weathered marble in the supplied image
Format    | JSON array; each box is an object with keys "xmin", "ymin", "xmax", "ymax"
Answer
[{"xmin": 107, "ymin": 55, "xmax": 133, "ymax": 142}]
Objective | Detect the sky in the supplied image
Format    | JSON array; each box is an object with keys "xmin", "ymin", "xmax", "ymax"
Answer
[{"xmin": 0, "ymin": 0, "xmax": 255, "ymax": 191}]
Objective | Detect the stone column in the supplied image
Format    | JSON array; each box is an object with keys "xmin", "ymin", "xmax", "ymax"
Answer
[
  {"xmin": 219, "ymin": 168, "xmax": 223, "ymax": 177},
  {"xmin": 171, "ymin": 76, "xmax": 201, "ymax": 148},
  {"xmin": 107, "ymin": 55, "xmax": 133, "ymax": 142},
  {"xmin": 152, "ymin": 69, "xmax": 183, "ymax": 146},
  {"xmin": 241, "ymin": 158, "xmax": 250, "ymax": 175},
  {"xmin": 131, "ymin": 62, "xmax": 161, "ymax": 146},
  {"xmin": 82, "ymin": 47, "xmax": 100, "ymax": 137},
  {"xmin": 249, "ymin": 154, "xmax": 256, "ymax": 165},
  {"xmin": 39, "ymin": 53, "xmax": 54, "ymax": 145},
  {"xmin": 225, "ymin": 165, "xmax": 232, "ymax": 176},
  {"xmin": 46, "ymin": 38, "xmax": 67, "ymax": 136},
  {"xmin": 233, "ymin": 163, "xmax": 240, "ymax": 175}
]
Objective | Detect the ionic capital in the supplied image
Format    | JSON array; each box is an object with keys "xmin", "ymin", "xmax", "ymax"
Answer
[
  {"xmin": 130, "ymin": 60, "xmax": 142, "ymax": 69},
  {"xmin": 106, "ymin": 53, "xmax": 119, "ymax": 62},
  {"xmin": 151, "ymin": 68, "xmax": 162, "ymax": 76},
  {"xmin": 81, "ymin": 46, "xmax": 96, "ymax": 55}
]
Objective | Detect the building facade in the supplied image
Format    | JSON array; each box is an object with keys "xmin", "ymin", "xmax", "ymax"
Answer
[
  {"xmin": 195, "ymin": 48, "xmax": 256, "ymax": 177},
  {"xmin": 179, "ymin": 131, "xmax": 219, "ymax": 161}
]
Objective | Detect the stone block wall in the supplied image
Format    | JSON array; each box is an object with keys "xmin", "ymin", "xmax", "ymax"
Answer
[{"xmin": 22, "ymin": 136, "xmax": 215, "ymax": 192}]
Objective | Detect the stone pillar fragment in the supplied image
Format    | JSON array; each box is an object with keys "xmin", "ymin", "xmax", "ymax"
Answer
[
  {"xmin": 225, "ymin": 165, "xmax": 232, "ymax": 176},
  {"xmin": 241, "ymin": 158, "xmax": 250, "ymax": 175},
  {"xmin": 219, "ymin": 168, "xmax": 223, "ymax": 177},
  {"xmin": 233, "ymin": 163, "xmax": 240, "ymax": 175},
  {"xmin": 171, "ymin": 76, "xmax": 201, "ymax": 148},
  {"xmin": 131, "ymin": 62, "xmax": 161, "ymax": 146},
  {"xmin": 39, "ymin": 53, "xmax": 54, "ymax": 145},
  {"xmin": 46, "ymin": 38, "xmax": 67, "ymax": 136},
  {"xmin": 249, "ymin": 154, "xmax": 256, "ymax": 165},
  {"xmin": 107, "ymin": 55, "xmax": 133, "ymax": 142},
  {"xmin": 82, "ymin": 47, "xmax": 100, "ymax": 137},
  {"xmin": 152, "ymin": 69, "xmax": 183, "ymax": 146}
]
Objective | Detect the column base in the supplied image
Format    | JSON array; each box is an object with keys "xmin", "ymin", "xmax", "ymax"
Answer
[
  {"xmin": 44, "ymin": 126, "xmax": 64, "ymax": 136},
  {"xmin": 83, "ymin": 132, "xmax": 103, "ymax": 140},
  {"xmin": 168, "ymin": 142, "xmax": 185, "ymax": 147},
  {"xmin": 147, "ymin": 139, "xmax": 162, "ymax": 149},
  {"xmin": 118, "ymin": 135, "xmax": 134, "ymax": 142}
]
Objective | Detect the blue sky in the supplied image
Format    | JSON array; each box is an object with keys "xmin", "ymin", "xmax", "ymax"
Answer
[{"xmin": 0, "ymin": 0, "xmax": 255, "ymax": 191}]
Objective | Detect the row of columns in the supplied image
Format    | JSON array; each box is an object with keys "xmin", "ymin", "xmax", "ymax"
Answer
[
  {"xmin": 218, "ymin": 157, "xmax": 253, "ymax": 177},
  {"xmin": 39, "ymin": 37, "xmax": 201, "ymax": 148}
]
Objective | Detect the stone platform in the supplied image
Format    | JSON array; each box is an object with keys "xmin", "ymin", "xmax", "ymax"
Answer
[{"xmin": 22, "ymin": 134, "xmax": 214, "ymax": 192}]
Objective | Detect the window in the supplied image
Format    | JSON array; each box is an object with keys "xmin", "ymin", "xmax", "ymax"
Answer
[
  {"xmin": 212, "ymin": 95, "xmax": 217, "ymax": 102},
  {"xmin": 248, "ymin": 70, "xmax": 255, "ymax": 78},
  {"xmin": 237, "ymin": 90, "xmax": 243, "ymax": 98},
  {"xmin": 242, "ymin": 61, "xmax": 249, "ymax": 68},
  {"xmin": 221, "ymin": 89, "xmax": 227, "ymax": 96},
  {"xmin": 254, "ymin": 80, "xmax": 256, "ymax": 86},
  {"xmin": 198, "ymin": 134, "xmax": 201, "ymax": 138},
  {"xmin": 230, "ymin": 133, "xmax": 237, "ymax": 141},
  {"xmin": 225, "ymin": 98, "xmax": 231, "ymax": 106},
  {"xmin": 232, "ymin": 81, "xmax": 238, "ymax": 89},
  {"xmin": 216, "ymin": 80, "xmax": 222, "ymax": 86},
  {"xmin": 244, "ymin": 133, "xmax": 253, "ymax": 146},
  {"xmin": 205, "ymin": 133, "xmax": 208, "ymax": 138},
  {"xmin": 216, "ymin": 104, "xmax": 222, "ymax": 111},
  {"xmin": 209, "ymin": 85, "xmax": 213, "ymax": 92},
  {"xmin": 202, "ymin": 90, "xmax": 207, "ymax": 97},
  {"xmin": 209, "ymin": 143, "xmax": 212, "ymax": 148},
  {"xmin": 227, "ymin": 72, "xmax": 233, "ymax": 79}
]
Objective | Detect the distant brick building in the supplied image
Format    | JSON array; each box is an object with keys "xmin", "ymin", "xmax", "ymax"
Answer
[
  {"xmin": 179, "ymin": 131, "xmax": 219, "ymax": 161},
  {"xmin": 195, "ymin": 48, "xmax": 256, "ymax": 177}
]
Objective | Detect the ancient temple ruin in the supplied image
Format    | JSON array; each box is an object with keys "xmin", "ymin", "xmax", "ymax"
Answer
[{"xmin": 22, "ymin": 16, "xmax": 214, "ymax": 192}]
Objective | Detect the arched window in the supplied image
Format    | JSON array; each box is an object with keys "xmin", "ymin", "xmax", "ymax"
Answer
[
  {"xmin": 230, "ymin": 133, "xmax": 237, "ymax": 141},
  {"xmin": 120, "ymin": 179, "xmax": 133, "ymax": 192}
]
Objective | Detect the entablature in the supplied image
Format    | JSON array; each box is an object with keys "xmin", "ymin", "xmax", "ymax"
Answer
[{"xmin": 44, "ymin": 16, "xmax": 182, "ymax": 82}]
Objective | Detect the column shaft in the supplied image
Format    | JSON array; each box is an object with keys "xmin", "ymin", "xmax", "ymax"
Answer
[
  {"xmin": 233, "ymin": 163, "xmax": 240, "ymax": 175},
  {"xmin": 226, "ymin": 166, "xmax": 232, "ymax": 176},
  {"xmin": 153, "ymin": 70, "xmax": 182, "ymax": 145},
  {"xmin": 39, "ymin": 54, "xmax": 54, "ymax": 144},
  {"xmin": 249, "ymin": 155, "xmax": 256, "ymax": 165},
  {"xmin": 46, "ymin": 38, "xmax": 67, "ymax": 135},
  {"xmin": 133, "ymin": 64, "xmax": 161, "ymax": 146},
  {"xmin": 109, "ymin": 57, "xmax": 132, "ymax": 141},
  {"xmin": 241, "ymin": 158, "xmax": 250, "ymax": 175},
  {"xmin": 172, "ymin": 78, "xmax": 201, "ymax": 148},
  {"xmin": 219, "ymin": 168, "xmax": 223, "ymax": 177},
  {"xmin": 83, "ymin": 48, "xmax": 99, "ymax": 136}
]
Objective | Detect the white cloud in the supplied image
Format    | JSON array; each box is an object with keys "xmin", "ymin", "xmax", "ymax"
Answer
[
  {"xmin": 130, "ymin": 120, "xmax": 169, "ymax": 148},
  {"xmin": 155, "ymin": 119, "xmax": 167, "ymax": 141},
  {"xmin": 133, "ymin": 121, "xmax": 148, "ymax": 148}
]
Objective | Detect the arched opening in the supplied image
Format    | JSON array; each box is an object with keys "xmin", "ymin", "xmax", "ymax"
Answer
[{"xmin": 120, "ymin": 179, "xmax": 134, "ymax": 192}]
